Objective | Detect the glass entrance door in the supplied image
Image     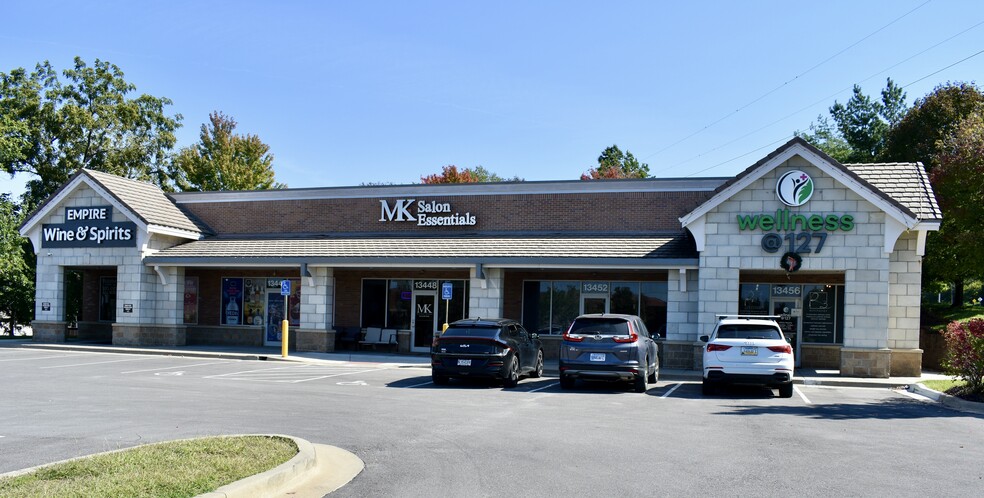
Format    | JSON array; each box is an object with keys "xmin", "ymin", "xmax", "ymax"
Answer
[
  {"xmin": 772, "ymin": 298, "xmax": 801, "ymax": 367},
  {"xmin": 264, "ymin": 292, "xmax": 285, "ymax": 346},
  {"xmin": 581, "ymin": 293, "xmax": 609, "ymax": 314},
  {"xmin": 411, "ymin": 292, "xmax": 437, "ymax": 353}
]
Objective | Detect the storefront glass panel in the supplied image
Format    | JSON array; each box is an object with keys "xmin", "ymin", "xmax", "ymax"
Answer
[
  {"xmin": 361, "ymin": 279, "xmax": 386, "ymax": 328},
  {"xmin": 388, "ymin": 280, "xmax": 412, "ymax": 330},
  {"xmin": 610, "ymin": 282, "xmax": 639, "ymax": 315},
  {"xmin": 738, "ymin": 284, "xmax": 771, "ymax": 315},
  {"xmin": 551, "ymin": 281, "xmax": 580, "ymax": 335},
  {"xmin": 183, "ymin": 277, "xmax": 198, "ymax": 324},
  {"xmin": 802, "ymin": 284, "xmax": 837, "ymax": 344},
  {"xmin": 523, "ymin": 279, "xmax": 667, "ymax": 337},
  {"xmin": 436, "ymin": 280, "xmax": 468, "ymax": 329},
  {"xmin": 640, "ymin": 281, "xmax": 667, "ymax": 337}
]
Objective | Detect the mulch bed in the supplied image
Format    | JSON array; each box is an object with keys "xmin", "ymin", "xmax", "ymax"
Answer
[{"xmin": 946, "ymin": 385, "xmax": 984, "ymax": 403}]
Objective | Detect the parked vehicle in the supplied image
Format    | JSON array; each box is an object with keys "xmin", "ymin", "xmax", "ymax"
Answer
[
  {"xmin": 431, "ymin": 318, "xmax": 543, "ymax": 387},
  {"xmin": 558, "ymin": 314, "xmax": 659, "ymax": 393},
  {"xmin": 700, "ymin": 315, "xmax": 794, "ymax": 398}
]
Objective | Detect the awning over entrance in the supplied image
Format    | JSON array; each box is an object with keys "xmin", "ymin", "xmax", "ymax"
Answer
[{"xmin": 144, "ymin": 234, "xmax": 698, "ymax": 268}]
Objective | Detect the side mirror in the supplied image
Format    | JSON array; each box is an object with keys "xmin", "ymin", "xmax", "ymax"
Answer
[
  {"xmin": 699, "ymin": 335, "xmax": 709, "ymax": 343},
  {"xmin": 531, "ymin": 332, "xmax": 539, "ymax": 340}
]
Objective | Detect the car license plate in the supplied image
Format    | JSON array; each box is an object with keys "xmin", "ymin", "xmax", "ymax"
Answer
[
  {"xmin": 457, "ymin": 359, "xmax": 472, "ymax": 366},
  {"xmin": 741, "ymin": 346, "xmax": 758, "ymax": 356},
  {"xmin": 589, "ymin": 353, "xmax": 605, "ymax": 362}
]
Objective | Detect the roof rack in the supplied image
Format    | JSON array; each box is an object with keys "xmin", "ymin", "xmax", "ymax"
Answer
[{"xmin": 715, "ymin": 314, "xmax": 781, "ymax": 320}]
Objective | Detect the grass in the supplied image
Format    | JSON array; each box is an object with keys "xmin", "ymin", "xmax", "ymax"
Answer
[
  {"xmin": 922, "ymin": 304, "xmax": 984, "ymax": 333},
  {"xmin": 921, "ymin": 378, "xmax": 966, "ymax": 393},
  {"xmin": 0, "ymin": 435, "xmax": 297, "ymax": 498}
]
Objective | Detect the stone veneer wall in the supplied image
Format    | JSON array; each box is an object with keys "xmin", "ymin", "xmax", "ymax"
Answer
[
  {"xmin": 469, "ymin": 267, "xmax": 504, "ymax": 321},
  {"xmin": 695, "ymin": 155, "xmax": 912, "ymax": 377},
  {"xmin": 297, "ymin": 267, "xmax": 334, "ymax": 352}
]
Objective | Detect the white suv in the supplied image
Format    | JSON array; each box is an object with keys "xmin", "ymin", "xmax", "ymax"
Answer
[{"xmin": 700, "ymin": 315, "xmax": 794, "ymax": 398}]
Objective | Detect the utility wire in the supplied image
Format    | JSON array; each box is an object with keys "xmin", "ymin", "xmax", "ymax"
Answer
[
  {"xmin": 656, "ymin": 23, "xmax": 984, "ymax": 175},
  {"xmin": 644, "ymin": 0, "xmax": 932, "ymax": 160}
]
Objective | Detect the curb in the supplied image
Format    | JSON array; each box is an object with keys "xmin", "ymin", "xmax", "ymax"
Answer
[
  {"xmin": 16, "ymin": 343, "xmax": 293, "ymax": 363},
  {"xmin": 199, "ymin": 435, "xmax": 317, "ymax": 498},
  {"xmin": 907, "ymin": 383, "xmax": 984, "ymax": 416}
]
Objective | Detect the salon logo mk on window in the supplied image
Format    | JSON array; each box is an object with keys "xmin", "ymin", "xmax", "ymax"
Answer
[{"xmin": 378, "ymin": 199, "xmax": 477, "ymax": 227}]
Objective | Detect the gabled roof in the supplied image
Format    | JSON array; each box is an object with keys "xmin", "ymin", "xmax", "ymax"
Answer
[
  {"xmin": 679, "ymin": 137, "xmax": 940, "ymax": 229},
  {"xmin": 20, "ymin": 169, "xmax": 211, "ymax": 238}
]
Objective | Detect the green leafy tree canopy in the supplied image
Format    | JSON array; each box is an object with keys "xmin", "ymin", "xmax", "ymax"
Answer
[
  {"xmin": 581, "ymin": 145, "xmax": 650, "ymax": 180},
  {"xmin": 0, "ymin": 57, "xmax": 182, "ymax": 208},
  {"xmin": 172, "ymin": 111, "xmax": 284, "ymax": 191},
  {"xmin": 0, "ymin": 194, "xmax": 34, "ymax": 334}
]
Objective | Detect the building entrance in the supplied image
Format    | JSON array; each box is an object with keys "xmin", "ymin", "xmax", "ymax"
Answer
[
  {"xmin": 581, "ymin": 293, "xmax": 609, "ymax": 314},
  {"xmin": 411, "ymin": 291, "xmax": 437, "ymax": 353},
  {"xmin": 771, "ymin": 285, "xmax": 802, "ymax": 367}
]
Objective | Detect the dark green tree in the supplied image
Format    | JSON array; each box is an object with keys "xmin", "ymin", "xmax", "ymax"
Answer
[
  {"xmin": 881, "ymin": 82, "xmax": 984, "ymax": 172},
  {"xmin": 172, "ymin": 111, "xmax": 284, "ymax": 191},
  {"xmin": 0, "ymin": 194, "xmax": 34, "ymax": 335},
  {"xmin": 924, "ymin": 110, "xmax": 984, "ymax": 306},
  {"xmin": 581, "ymin": 145, "xmax": 650, "ymax": 180},
  {"xmin": 800, "ymin": 78, "xmax": 907, "ymax": 162},
  {"xmin": 0, "ymin": 57, "xmax": 182, "ymax": 209}
]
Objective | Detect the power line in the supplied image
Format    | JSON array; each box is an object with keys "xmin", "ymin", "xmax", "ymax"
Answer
[
  {"xmin": 654, "ymin": 24, "xmax": 984, "ymax": 176},
  {"xmin": 643, "ymin": 0, "xmax": 932, "ymax": 160}
]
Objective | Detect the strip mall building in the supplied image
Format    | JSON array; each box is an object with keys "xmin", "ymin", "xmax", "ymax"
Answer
[{"xmin": 19, "ymin": 138, "xmax": 941, "ymax": 377}]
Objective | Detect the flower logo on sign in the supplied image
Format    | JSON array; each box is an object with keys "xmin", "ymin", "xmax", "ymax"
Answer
[{"xmin": 776, "ymin": 170, "xmax": 814, "ymax": 207}]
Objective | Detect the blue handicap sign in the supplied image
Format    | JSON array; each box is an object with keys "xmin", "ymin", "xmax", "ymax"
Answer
[
  {"xmin": 441, "ymin": 282, "xmax": 453, "ymax": 300},
  {"xmin": 281, "ymin": 279, "xmax": 291, "ymax": 296}
]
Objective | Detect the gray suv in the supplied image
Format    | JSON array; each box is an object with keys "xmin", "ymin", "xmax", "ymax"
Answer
[{"xmin": 559, "ymin": 314, "xmax": 659, "ymax": 392}]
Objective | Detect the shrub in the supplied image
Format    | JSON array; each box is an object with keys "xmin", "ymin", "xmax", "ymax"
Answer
[{"xmin": 942, "ymin": 319, "xmax": 984, "ymax": 393}]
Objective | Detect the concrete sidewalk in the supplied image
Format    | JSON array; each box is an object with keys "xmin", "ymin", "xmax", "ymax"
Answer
[{"xmin": 3, "ymin": 339, "xmax": 951, "ymax": 389}]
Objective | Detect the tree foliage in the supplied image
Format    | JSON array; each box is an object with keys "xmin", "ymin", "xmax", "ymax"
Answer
[
  {"xmin": 923, "ymin": 109, "xmax": 984, "ymax": 292},
  {"xmin": 942, "ymin": 319, "xmax": 984, "ymax": 394},
  {"xmin": 420, "ymin": 165, "xmax": 521, "ymax": 184},
  {"xmin": 0, "ymin": 57, "xmax": 182, "ymax": 209},
  {"xmin": 0, "ymin": 194, "xmax": 34, "ymax": 335},
  {"xmin": 800, "ymin": 78, "xmax": 907, "ymax": 162},
  {"xmin": 881, "ymin": 82, "xmax": 984, "ymax": 172},
  {"xmin": 172, "ymin": 112, "xmax": 284, "ymax": 191},
  {"xmin": 581, "ymin": 145, "xmax": 650, "ymax": 180}
]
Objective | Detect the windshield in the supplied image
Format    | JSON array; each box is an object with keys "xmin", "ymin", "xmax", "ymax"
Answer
[
  {"xmin": 715, "ymin": 324, "xmax": 782, "ymax": 340},
  {"xmin": 442, "ymin": 326, "xmax": 499, "ymax": 338},
  {"xmin": 568, "ymin": 318, "xmax": 630, "ymax": 336}
]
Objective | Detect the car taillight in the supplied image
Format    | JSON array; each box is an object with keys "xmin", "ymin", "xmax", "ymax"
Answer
[
  {"xmin": 612, "ymin": 323, "xmax": 638, "ymax": 343},
  {"xmin": 768, "ymin": 344, "xmax": 793, "ymax": 354},
  {"xmin": 562, "ymin": 325, "xmax": 584, "ymax": 342},
  {"xmin": 706, "ymin": 343, "xmax": 732, "ymax": 352}
]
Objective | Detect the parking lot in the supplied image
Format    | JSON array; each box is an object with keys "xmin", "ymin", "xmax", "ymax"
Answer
[{"xmin": 2, "ymin": 346, "xmax": 983, "ymax": 497}]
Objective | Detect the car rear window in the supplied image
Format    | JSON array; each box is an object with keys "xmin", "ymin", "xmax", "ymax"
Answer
[
  {"xmin": 715, "ymin": 324, "xmax": 782, "ymax": 340},
  {"xmin": 442, "ymin": 326, "xmax": 499, "ymax": 338},
  {"xmin": 568, "ymin": 318, "xmax": 630, "ymax": 336}
]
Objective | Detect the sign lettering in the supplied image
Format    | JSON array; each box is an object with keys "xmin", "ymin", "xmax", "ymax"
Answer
[
  {"xmin": 42, "ymin": 206, "xmax": 136, "ymax": 248},
  {"xmin": 379, "ymin": 199, "xmax": 477, "ymax": 227}
]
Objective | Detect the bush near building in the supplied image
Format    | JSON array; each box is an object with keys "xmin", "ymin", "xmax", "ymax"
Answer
[{"xmin": 942, "ymin": 318, "xmax": 984, "ymax": 395}]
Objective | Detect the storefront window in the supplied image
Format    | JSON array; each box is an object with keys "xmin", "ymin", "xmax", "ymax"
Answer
[
  {"xmin": 551, "ymin": 281, "xmax": 580, "ymax": 336},
  {"xmin": 243, "ymin": 279, "xmax": 265, "ymax": 326},
  {"xmin": 221, "ymin": 278, "xmax": 244, "ymax": 325},
  {"xmin": 739, "ymin": 284, "xmax": 770, "ymax": 315},
  {"xmin": 640, "ymin": 281, "xmax": 667, "ymax": 337},
  {"xmin": 802, "ymin": 284, "xmax": 837, "ymax": 344},
  {"xmin": 436, "ymin": 280, "xmax": 469, "ymax": 329},
  {"xmin": 362, "ymin": 279, "xmax": 386, "ymax": 328},
  {"xmin": 388, "ymin": 280, "xmax": 412, "ymax": 329},
  {"xmin": 99, "ymin": 277, "xmax": 116, "ymax": 322},
  {"xmin": 183, "ymin": 277, "xmax": 198, "ymax": 324},
  {"xmin": 611, "ymin": 282, "xmax": 639, "ymax": 316}
]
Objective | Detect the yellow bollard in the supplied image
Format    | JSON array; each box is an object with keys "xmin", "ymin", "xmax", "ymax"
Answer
[{"xmin": 281, "ymin": 319, "xmax": 289, "ymax": 358}]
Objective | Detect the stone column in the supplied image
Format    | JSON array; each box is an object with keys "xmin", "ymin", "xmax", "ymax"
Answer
[
  {"xmin": 468, "ymin": 267, "xmax": 503, "ymax": 320},
  {"xmin": 32, "ymin": 258, "xmax": 66, "ymax": 342},
  {"xmin": 297, "ymin": 267, "xmax": 333, "ymax": 352}
]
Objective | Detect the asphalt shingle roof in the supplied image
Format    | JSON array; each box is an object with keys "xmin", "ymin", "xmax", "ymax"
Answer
[
  {"xmin": 145, "ymin": 235, "xmax": 696, "ymax": 263},
  {"xmin": 83, "ymin": 169, "xmax": 210, "ymax": 234},
  {"xmin": 844, "ymin": 163, "xmax": 942, "ymax": 222}
]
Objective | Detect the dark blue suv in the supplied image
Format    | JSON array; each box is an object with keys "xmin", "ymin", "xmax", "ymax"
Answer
[
  {"xmin": 559, "ymin": 314, "xmax": 660, "ymax": 392},
  {"xmin": 431, "ymin": 318, "xmax": 543, "ymax": 387}
]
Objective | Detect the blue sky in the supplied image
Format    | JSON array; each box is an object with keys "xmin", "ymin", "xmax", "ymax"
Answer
[{"xmin": 3, "ymin": 1, "xmax": 983, "ymax": 197}]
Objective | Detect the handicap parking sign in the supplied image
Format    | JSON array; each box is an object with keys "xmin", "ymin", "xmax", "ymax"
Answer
[
  {"xmin": 281, "ymin": 279, "xmax": 291, "ymax": 296},
  {"xmin": 442, "ymin": 282, "xmax": 453, "ymax": 300}
]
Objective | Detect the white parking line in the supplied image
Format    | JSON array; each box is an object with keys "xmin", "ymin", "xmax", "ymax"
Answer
[
  {"xmin": 289, "ymin": 369, "xmax": 379, "ymax": 384},
  {"xmin": 795, "ymin": 385, "xmax": 812, "ymax": 404},
  {"xmin": 39, "ymin": 357, "xmax": 149, "ymax": 369},
  {"xmin": 527, "ymin": 382, "xmax": 558, "ymax": 393},
  {"xmin": 0, "ymin": 354, "xmax": 74, "ymax": 362},
  {"xmin": 121, "ymin": 362, "xmax": 224, "ymax": 374},
  {"xmin": 660, "ymin": 383, "xmax": 682, "ymax": 398}
]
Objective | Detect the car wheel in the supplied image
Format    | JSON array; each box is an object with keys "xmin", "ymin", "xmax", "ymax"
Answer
[
  {"xmin": 633, "ymin": 367, "xmax": 648, "ymax": 393},
  {"xmin": 701, "ymin": 379, "xmax": 715, "ymax": 396},
  {"xmin": 647, "ymin": 357, "xmax": 657, "ymax": 383},
  {"xmin": 531, "ymin": 350, "xmax": 544, "ymax": 378},
  {"xmin": 502, "ymin": 355, "xmax": 520, "ymax": 388},
  {"xmin": 432, "ymin": 373, "xmax": 449, "ymax": 385},
  {"xmin": 560, "ymin": 374, "xmax": 574, "ymax": 390},
  {"xmin": 778, "ymin": 383, "xmax": 794, "ymax": 398}
]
